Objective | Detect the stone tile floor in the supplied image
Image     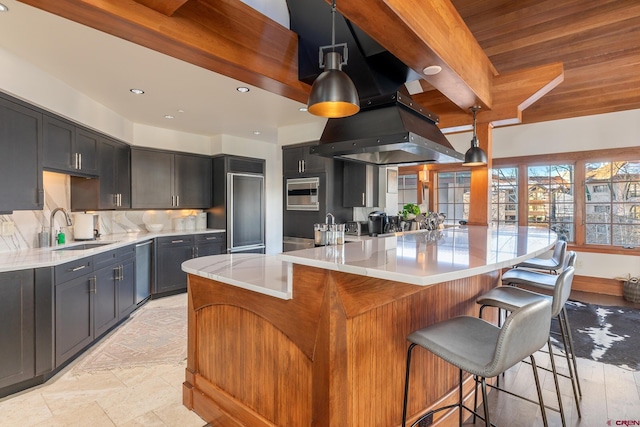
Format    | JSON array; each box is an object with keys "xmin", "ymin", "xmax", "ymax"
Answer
[{"xmin": 0, "ymin": 294, "xmax": 205, "ymax": 427}]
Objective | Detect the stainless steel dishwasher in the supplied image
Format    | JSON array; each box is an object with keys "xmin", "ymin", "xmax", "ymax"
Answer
[{"xmin": 135, "ymin": 240, "xmax": 153, "ymax": 305}]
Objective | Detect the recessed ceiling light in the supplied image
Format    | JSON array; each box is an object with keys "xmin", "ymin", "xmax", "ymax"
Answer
[
  {"xmin": 164, "ymin": 115, "xmax": 175, "ymax": 119},
  {"xmin": 130, "ymin": 88, "xmax": 144, "ymax": 95},
  {"xmin": 299, "ymin": 107, "xmax": 308, "ymax": 112},
  {"xmin": 253, "ymin": 131, "xmax": 261, "ymax": 135},
  {"xmin": 0, "ymin": 4, "xmax": 8, "ymax": 12},
  {"xmin": 236, "ymin": 87, "xmax": 250, "ymax": 93},
  {"xmin": 422, "ymin": 65, "xmax": 442, "ymax": 76},
  {"xmin": 177, "ymin": 109, "xmax": 184, "ymax": 113}
]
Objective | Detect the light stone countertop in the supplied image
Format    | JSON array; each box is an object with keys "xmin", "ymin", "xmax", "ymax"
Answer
[
  {"xmin": 0, "ymin": 229, "xmax": 226, "ymax": 273},
  {"xmin": 182, "ymin": 225, "xmax": 557, "ymax": 301}
]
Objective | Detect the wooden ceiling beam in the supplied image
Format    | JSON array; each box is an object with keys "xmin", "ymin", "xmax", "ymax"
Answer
[
  {"xmin": 18, "ymin": 0, "xmax": 310, "ymax": 103},
  {"xmin": 134, "ymin": 0, "xmax": 189, "ymax": 16},
  {"xmin": 334, "ymin": 0, "xmax": 497, "ymax": 111}
]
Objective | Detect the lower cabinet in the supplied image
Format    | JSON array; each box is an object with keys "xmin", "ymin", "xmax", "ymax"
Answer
[
  {"xmin": 154, "ymin": 233, "xmax": 225, "ymax": 295},
  {"xmin": 0, "ymin": 270, "xmax": 35, "ymax": 390},
  {"xmin": 55, "ymin": 244, "xmax": 137, "ymax": 367}
]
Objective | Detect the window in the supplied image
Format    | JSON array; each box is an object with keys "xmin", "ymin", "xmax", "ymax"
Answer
[
  {"xmin": 436, "ymin": 171, "xmax": 470, "ymax": 225},
  {"xmin": 585, "ymin": 161, "xmax": 640, "ymax": 246},
  {"xmin": 491, "ymin": 167, "xmax": 518, "ymax": 225},
  {"xmin": 527, "ymin": 165, "xmax": 574, "ymax": 241},
  {"xmin": 397, "ymin": 174, "xmax": 418, "ymax": 214}
]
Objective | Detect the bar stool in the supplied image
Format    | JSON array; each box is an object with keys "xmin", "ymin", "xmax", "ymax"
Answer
[
  {"xmin": 502, "ymin": 251, "xmax": 582, "ymax": 400},
  {"xmin": 515, "ymin": 240, "xmax": 567, "ymax": 274},
  {"xmin": 477, "ymin": 266, "xmax": 578, "ymax": 426},
  {"xmin": 401, "ymin": 299, "xmax": 552, "ymax": 427}
]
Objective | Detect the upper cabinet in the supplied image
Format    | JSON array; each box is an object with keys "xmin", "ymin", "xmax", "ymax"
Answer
[
  {"xmin": 43, "ymin": 116, "xmax": 98, "ymax": 176},
  {"xmin": 283, "ymin": 144, "xmax": 327, "ymax": 176},
  {"xmin": 131, "ymin": 148, "xmax": 211, "ymax": 209},
  {"xmin": 71, "ymin": 137, "xmax": 131, "ymax": 211},
  {"xmin": 343, "ymin": 162, "xmax": 379, "ymax": 208},
  {"xmin": 0, "ymin": 94, "xmax": 43, "ymax": 213}
]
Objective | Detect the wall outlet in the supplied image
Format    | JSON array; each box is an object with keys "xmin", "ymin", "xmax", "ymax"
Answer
[{"xmin": 1, "ymin": 221, "xmax": 15, "ymax": 236}]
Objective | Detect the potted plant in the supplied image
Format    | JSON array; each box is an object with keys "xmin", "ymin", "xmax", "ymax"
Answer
[{"xmin": 401, "ymin": 203, "xmax": 420, "ymax": 220}]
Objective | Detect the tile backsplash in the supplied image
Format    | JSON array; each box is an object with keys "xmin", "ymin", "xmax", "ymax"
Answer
[{"xmin": 0, "ymin": 172, "xmax": 202, "ymax": 253}]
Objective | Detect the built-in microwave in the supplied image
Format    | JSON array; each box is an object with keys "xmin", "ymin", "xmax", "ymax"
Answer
[{"xmin": 286, "ymin": 177, "xmax": 320, "ymax": 211}]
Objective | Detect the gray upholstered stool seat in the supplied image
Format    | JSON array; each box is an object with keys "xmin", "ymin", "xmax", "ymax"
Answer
[
  {"xmin": 502, "ymin": 251, "xmax": 582, "ymax": 401},
  {"xmin": 515, "ymin": 240, "xmax": 567, "ymax": 273},
  {"xmin": 477, "ymin": 266, "xmax": 580, "ymax": 426},
  {"xmin": 503, "ymin": 251, "xmax": 576, "ymax": 290},
  {"xmin": 402, "ymin": 299, "xmax": 552, "ymax": 427}
]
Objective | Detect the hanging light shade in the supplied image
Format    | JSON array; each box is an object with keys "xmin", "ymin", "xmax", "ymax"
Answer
[
  {"xmin": 462, "ymin": 106, "xmax": 488, "ymax": 166},
  {"xmin": 307, "ymin": 0, "xmax": 359, "ymax": 118}
]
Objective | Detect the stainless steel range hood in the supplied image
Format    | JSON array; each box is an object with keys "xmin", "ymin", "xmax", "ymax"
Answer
[{"xmin": 310, "ymin": 92, "xmax": 464, "ymax": 165}]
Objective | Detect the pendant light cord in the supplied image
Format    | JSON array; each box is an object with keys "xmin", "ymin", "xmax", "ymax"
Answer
[{"xmin": 331, "ymin": 0, "xmax": 336, "ymax": 50}]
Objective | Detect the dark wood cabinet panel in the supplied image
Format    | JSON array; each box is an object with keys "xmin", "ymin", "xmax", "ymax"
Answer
[
  {"xmin": 55, "ymin": 273, "xmax": 94, "ymax": 367},
  {"xmin": 131, "ymin": 148, "xmax": 174, "ymax": 209},
  {"xmin": 283, "ymin": 145, "xmax": 326, "ymax": 176},
  {"xmin": 43, "ymin": 115, "xmax": 98, "ymax": 176},
  {"xmin": 343, "ymin": 162, "xmax": 379, "ymax": 207},
  {"xmin": 71, "ymin": 137, "xmax": 130, "ymax": 210},
  {"xmin": 93, "ymin": 264, "xmax": 118, "ymax": 338},
  {"xmin": 117, "ymin": 257, "xmax": 136, "ymax": 319},
  {"xmin": 132, "ymin": 148, "xmax": 211, "ymax": 209},
  {"xmin": 0, "ymin": 95, "xmax": 43, "ymax": 213},
  {"xmin": 195, "ymin": 233, "xmax": 226, "ymax": 257},
  {"xmin": 74, "ymin": 128, "xmax": 99, "ymax": 175},
  {"xmin": 0, "ymin": 270, "xmax": 35, "ymax": 389},
  {"xmin": 175, "ymin": 153, "xmax": 211, "ymax": 208},
  {"xmin": 154, "ymin": 235, "xmax": 194, "ymax": 294}
]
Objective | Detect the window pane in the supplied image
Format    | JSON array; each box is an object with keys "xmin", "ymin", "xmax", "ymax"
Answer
[
  {"xmin": 527, "ymin": 164, "xmax": 574, "ymax": 241},
  {"xmin": 491, "ymin": 167, "xmax": 518, "ymax": 226},
  {"xmin": 585, "ymin": 161, "xmax": 640, "ymax": 246},
  {"xmin": 436, "ymin": 171, "xmax": 470, "ymax": 224},
  {"xmin": 397, "ymin": 174, "xmax": 418, "ymax": 213}
]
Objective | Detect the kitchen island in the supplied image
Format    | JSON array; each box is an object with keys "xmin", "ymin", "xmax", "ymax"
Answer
[{"xmin": 182, "ymin": 226, "xmax": 556, "ymax": 427}]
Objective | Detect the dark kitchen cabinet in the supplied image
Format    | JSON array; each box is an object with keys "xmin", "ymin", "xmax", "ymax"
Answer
[
  {"xmin": 71, "ymin": 137, "xmax": 131, "ymax": 210},
  {"xmin": 154, "ymin": 233, "xmax": 225, "ymax": 296},
  {"xmin": 283, "ymin": 144, "xmax": 327, "ymax": 176},
  {"xmin": 93, "ymin": 261, "xmax": 118, "ymax": 338},
  {"xmin": 0, "ymin": 270, "xmax": 35, "ymax": 390},
  {"xmin": 54, "ymin": 257, "xmax": 94, "ymax": 367},
  {"xmin": 343, "ymin": 162, "xmax": 379, "ymax": 207},
  {"xmin": 0, "ymin": 94, "xmax": 43, "ymax": 213},
  {"xmin": 43, "ymin": 115, "xmax": 98, "ymax": 176},
  {"xmin": 116, "ymin": 246, "xmax": 136, "ymax": 320},
  {"xmin": 131, "ymin": 148, "xmax": 211, "ymax": 209},
  {"xmin": 154, "ymin": 235, "xmax": 195, "ymax": 295}
]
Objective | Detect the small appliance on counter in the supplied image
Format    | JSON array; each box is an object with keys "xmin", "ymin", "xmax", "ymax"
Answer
[
  {"xmin": 345, "ymin": 221, "xmax": 369, "ymax": 236},
  {"xmin": 74, "ymin": 213, "xmax": 98, "ymax": 240},
  {"xmin": 368, "ymin": 211, "xmax": 388, "ymax": 236}
]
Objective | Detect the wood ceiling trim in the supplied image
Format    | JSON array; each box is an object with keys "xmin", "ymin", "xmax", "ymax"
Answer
[
  {"xmin": 134, "ymin": 0, "xmax": 189, "ymax": 16},
  {"xmin": 335, "ymin": 0, "xmax": 497, "ymax": 111},
  {"xmin": 18, "ymin": 0, "xmax": 310, "ymax": 103}
]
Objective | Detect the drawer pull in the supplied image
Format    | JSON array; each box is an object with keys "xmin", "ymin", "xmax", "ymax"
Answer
[
  {"xmin": 205, "ymin": 236, "xmax": 218, "ymax": 240},
  {"xmin": 68, "ymin": 265, "xmax": 87, "ymax": 272},
  {"xmin": 171, "ymin": 239, "xmax": 184, "ymax": 243}
]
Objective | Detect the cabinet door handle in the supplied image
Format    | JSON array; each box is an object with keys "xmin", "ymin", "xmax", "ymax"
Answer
[
  {"xmin": 90, "ymin": 276, "xmax": 97, "ymax": 294},
  {"xmin": 68, "ymin": 265, "xmax": 86, "ymax": 272},
  {"xmin": 362, "ymin": 192, "xmax": 365, "ymax": 206},
  {"xmin": 78, "ymin": 153, "xmax": 82, "ymax": 170},
  {"xmin": 176, "ymin": 195, "xmax": 179, "ymax": 207},
  {"xmin": 302, "ymin": 159, "xmax": 305, "ymax": 172},
  {"xmin": 119, "ymin": 265, "xmax": 124, "ymax": 281},
  {"xmin": 73, "ymin": 152, "xmax": 78, "ymax": 169},
  {"xmin": 195, "ymin": 247, "xmax": 199, "ymax": 257},
  {"xmin": 171, "ymin": 239, "xmax": 184, "ymax": 243}
]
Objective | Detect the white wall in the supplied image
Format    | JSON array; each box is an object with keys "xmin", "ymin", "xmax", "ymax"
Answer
[{"xmin": 445, "ymin": 113, "xmax": 640, "ymax": 280}]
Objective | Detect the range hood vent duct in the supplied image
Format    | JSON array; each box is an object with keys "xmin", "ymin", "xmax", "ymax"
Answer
[{"xmin": 310, "ymin": 92, "xmax": 464, "ymax": 165}]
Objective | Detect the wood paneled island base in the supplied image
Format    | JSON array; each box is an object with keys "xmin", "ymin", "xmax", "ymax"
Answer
[{"xmin": 183, "ymin": 264, "xmax": 499, "ymax": 427}]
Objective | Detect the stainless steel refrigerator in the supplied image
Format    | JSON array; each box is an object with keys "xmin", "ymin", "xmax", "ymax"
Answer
[{"xmin": 208, "ymin": 155, "xmax": 266, "ymax": 254}]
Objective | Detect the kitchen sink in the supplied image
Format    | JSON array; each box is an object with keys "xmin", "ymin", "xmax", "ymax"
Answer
[{"xmin": 53, "ymin": 242, "xmax": 115, "ymax": 251}]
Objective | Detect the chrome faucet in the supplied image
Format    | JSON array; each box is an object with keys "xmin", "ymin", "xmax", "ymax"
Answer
[
  {"xmin": 325, "ymin": 212, "xmax": 335, "ymax": 225},
  {"xmin": 50, "ymin": 207, "xmax": 73, "ymax": 246}
]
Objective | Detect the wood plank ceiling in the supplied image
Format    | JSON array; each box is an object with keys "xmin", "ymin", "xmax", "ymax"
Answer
[{"xmin": 16, "ymin": 0, "xmax": 640, "ymax": 130}]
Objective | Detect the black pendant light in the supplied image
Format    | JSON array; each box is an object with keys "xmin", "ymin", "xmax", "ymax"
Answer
[
  {"xmin": 307, "ymin": 0, "xmax": 360, "ymax": 118},
  {"xmin": 462, "ymin": 106, "xmax": 488, "ymax": 166}
]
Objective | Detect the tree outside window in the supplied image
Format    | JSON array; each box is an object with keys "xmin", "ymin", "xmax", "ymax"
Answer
[
  {"xmin": 585, "ymin": 161, "xmax": 640, "ymax": 246},
  {"xmin": 491, "ymin": 167, "xmax": 518, "ymax": 226},
  {"xmin": 527, "ymin": 165, "xmax": 574, "ymax": 241}
]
